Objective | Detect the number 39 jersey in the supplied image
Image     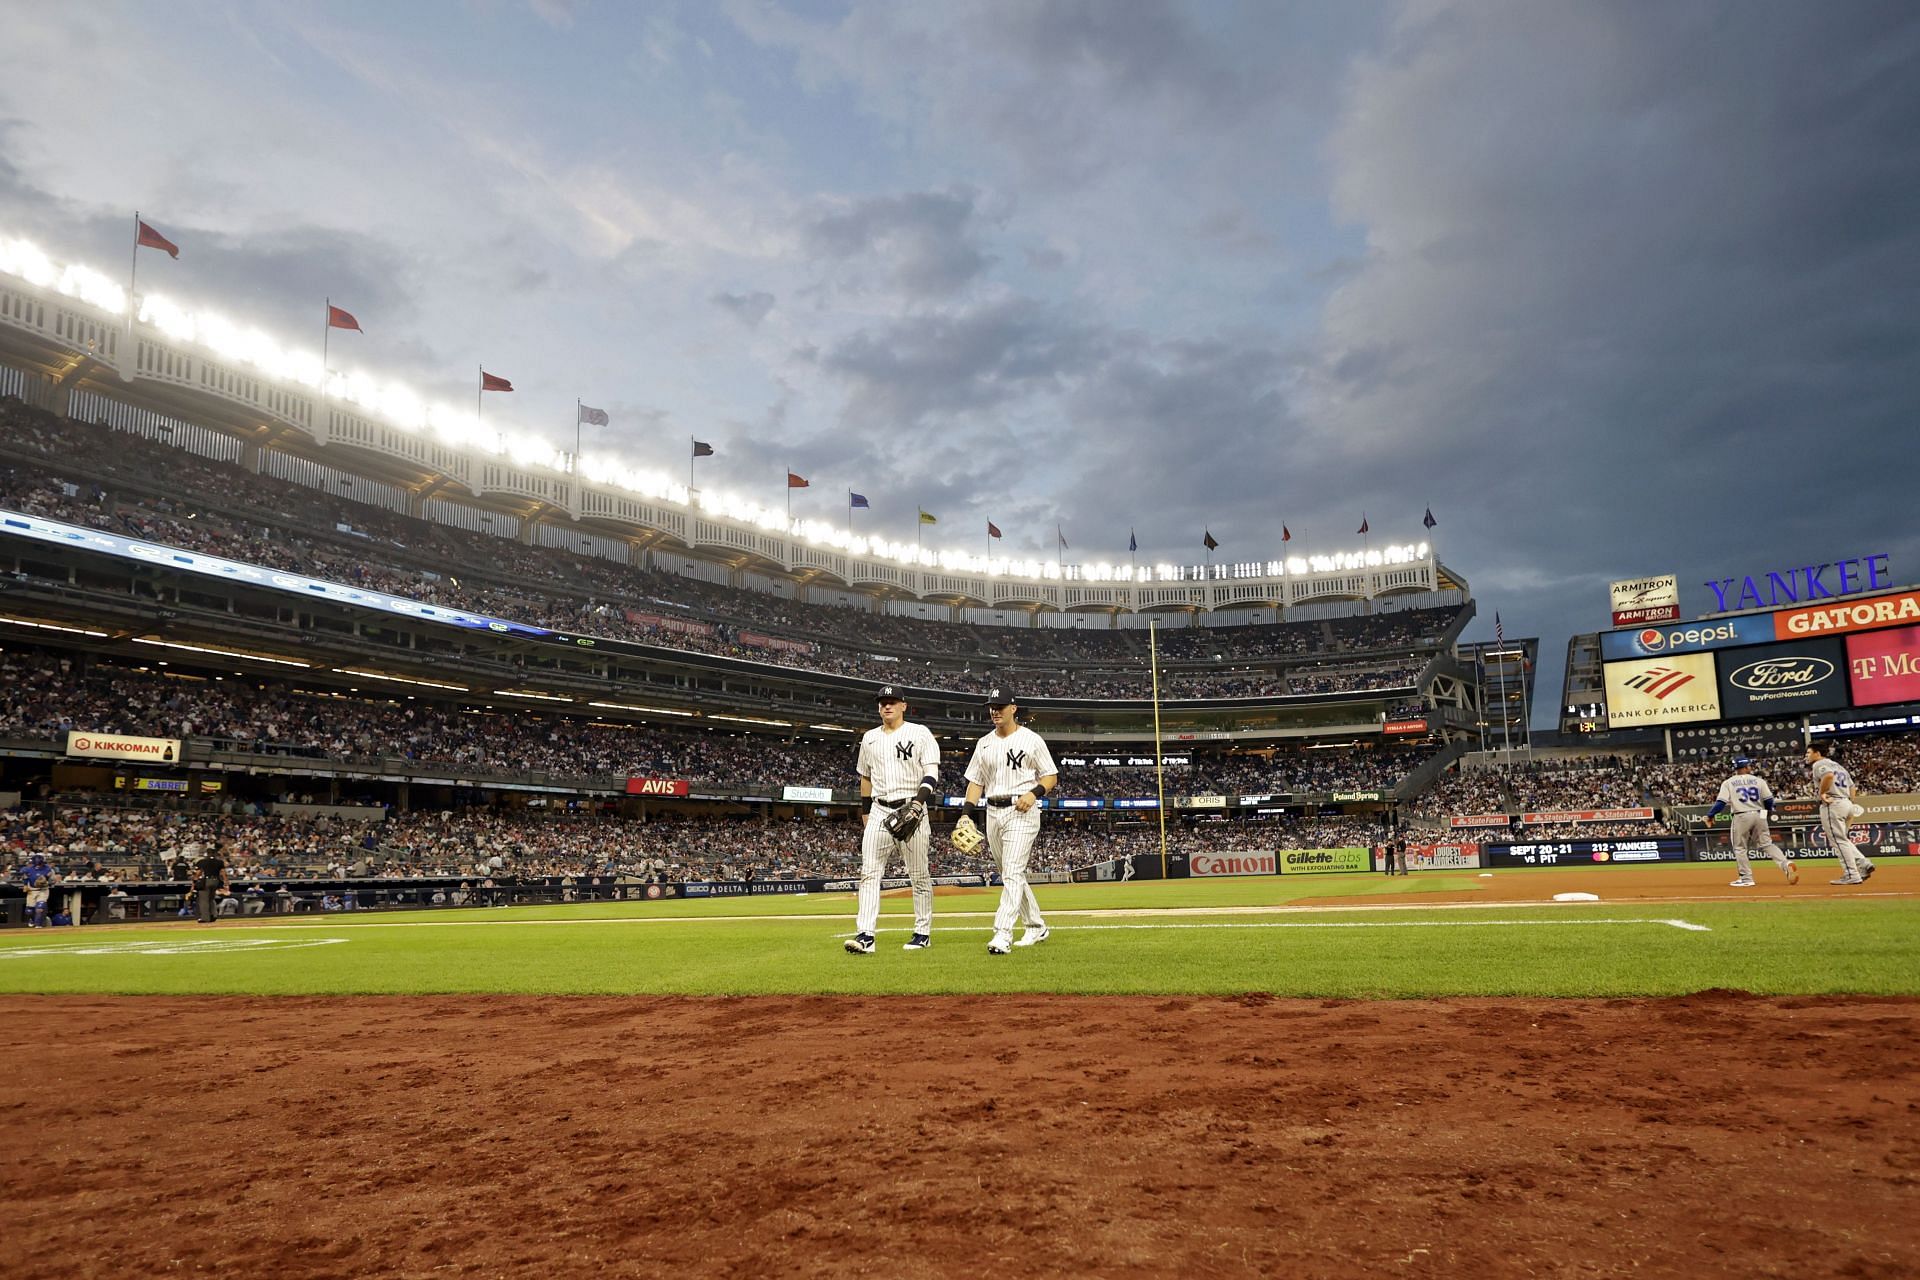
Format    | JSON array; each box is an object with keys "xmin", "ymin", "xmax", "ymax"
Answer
[
  {"xmin": 963, "ymin": 726, "xmax": 1058, "ymax": 800},
  {"xmin": 856, "ymin": 722, "xmax": 940, "ymax": 801},
  {"xmin": 1716, "ymin": 771, "xmax": 1773, "ymax": 815}
]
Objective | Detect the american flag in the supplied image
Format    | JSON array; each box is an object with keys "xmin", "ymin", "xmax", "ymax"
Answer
[{"xmin": 1495, "ymin": 612, "xmax": 1504, "ymax": 645}]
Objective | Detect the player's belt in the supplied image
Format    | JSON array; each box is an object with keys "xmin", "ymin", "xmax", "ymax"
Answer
[
  {"xmin": 875, "ymin": 797, "xmax": 908, "ymax": 809},
  {"xmin": 985, "ymin": 797, "xmax": 1017, "ymax": 808}
]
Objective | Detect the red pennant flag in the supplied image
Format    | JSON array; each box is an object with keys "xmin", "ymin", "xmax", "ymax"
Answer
[
  {"xmin": 1282, "ymin": 525, "xmax": 1291, "ymax": 543},
  {"xmin": 787, "ymin": 472, "xmax": 809, "ymax": 489},
  {"xmin": 1357, "ymin": 515, "xmax": 1369, "ymax": 535},
  {"xmin": 988, "ymin": 521, "xmax": 1002, "ymax": 539},
  {"xmin": 481, "ymin": 371, "xmax": 513, "ymax": 393},
  {"xmin": 136, "ymin": 220, "xmax": 180, "ymax": 259},
  {"xmin": 327, "ymin": 305, "xmax": 363, "ymax": 333}
]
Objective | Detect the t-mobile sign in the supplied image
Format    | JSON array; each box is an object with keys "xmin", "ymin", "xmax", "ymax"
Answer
[{"xmin": 1846, "ymin": 625, "xmax": 1920, "ymax": 707}]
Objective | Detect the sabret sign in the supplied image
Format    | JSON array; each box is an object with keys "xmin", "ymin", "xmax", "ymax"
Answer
[
  {"xmin": 1706, "ymin": 553, "xmax": 1890, "ymax": 613},
  {"xmin": 1190, "ymin": 853, "xmax": 1277, "ymax": 877},
  {"xmin": 626, "ymin": 777, "xmax": 691, "ymax": 797},
  {"xmin": 1610, "ymin": 575, "xmax": 1679, "ymax": 627}
]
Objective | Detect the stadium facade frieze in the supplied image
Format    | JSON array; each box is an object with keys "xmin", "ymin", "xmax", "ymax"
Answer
[{"xmin": 0, "ymin": 263, "xmax": 1454, "ymax": 613}]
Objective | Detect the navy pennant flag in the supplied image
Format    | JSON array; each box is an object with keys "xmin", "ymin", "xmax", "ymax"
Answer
[
  {"xmin": 578, "ymin": 404, "xmax": 610, "ymax": 427},
  {"xmin": 1128, "ymin": 528, "xmax": 1137, "ymax": 553},
  {"xmin": 692, "ymin": 440, "xmax": 715, "ymax": 457},
  {"xmin": 1203, "ymin": 530, "xmax": 1219, "ymax": 551},
  {"xmin": 1423, "ymin": 507, "xmax": 1437, "ymax": 530},
  {"xmin": 849, "ymin": 492, "xmax": 870, "ymax": 509}
]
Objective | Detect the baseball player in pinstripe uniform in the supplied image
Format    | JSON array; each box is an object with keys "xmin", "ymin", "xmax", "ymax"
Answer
[
  {"xmin": 1807, "ymin": 742, "xmax": 1874, "ymax": 885},
  {"xmin": 1705, "ymin": 757, "xmax": 1797, "ymax": 887},
  {"xmin": 962, "ymin": 686, "xmax": 1058, "ymax": 955},
  {"xmin": 844, "ymin": 685, "xmax": 940, "ymax": 954}
]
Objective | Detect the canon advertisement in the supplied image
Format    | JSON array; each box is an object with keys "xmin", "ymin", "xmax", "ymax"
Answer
[
  {"xmin": 1714, "ymin": 638, "xmax": 1849, "ymax": 719},
  {"xmin": 1846, "ymin": 625, "xmax": 1920, "ymax": 707}
]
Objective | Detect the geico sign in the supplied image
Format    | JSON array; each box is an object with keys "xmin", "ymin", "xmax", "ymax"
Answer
[{"xmin": 1191, "ymin": 853, "xmax": 1275, "ymax": 877}]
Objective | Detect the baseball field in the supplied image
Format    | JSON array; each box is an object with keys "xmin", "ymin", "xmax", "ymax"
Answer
[{"xmin": 5, "ymin": 861, "xmax": 1917, "ymax": 1277}]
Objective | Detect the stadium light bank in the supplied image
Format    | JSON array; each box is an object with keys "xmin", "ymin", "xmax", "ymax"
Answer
[{"xmin": 0, "ymin": 232, "xmax": 1426, "ymax": 583}]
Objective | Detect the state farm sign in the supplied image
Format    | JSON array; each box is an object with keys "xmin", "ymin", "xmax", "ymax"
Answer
[
  {"xmin": 66, "ymin": 732, "xmax": 182, "ymax": 763},
  {"xmin": 1190, "ymin": 852, "xmax": 1276, "ymax": 878},
  {"xmin": 625, "ymin": 777, "xmax": 691, "ymax": 797}
]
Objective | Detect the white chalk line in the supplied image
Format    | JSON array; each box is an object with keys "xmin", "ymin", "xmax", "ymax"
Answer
[
  {"xmin": 0, "ymin": 937, "xmax": 349, "ymax": 959},
  {"xmin": 835, "ymin": 919, "xmax": 1712, "ymax": 936}
]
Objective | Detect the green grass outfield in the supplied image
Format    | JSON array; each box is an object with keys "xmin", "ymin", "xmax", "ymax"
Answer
[{"xmin": 3, "ymin": 869, "xmax": 1916, "ymax": 998}]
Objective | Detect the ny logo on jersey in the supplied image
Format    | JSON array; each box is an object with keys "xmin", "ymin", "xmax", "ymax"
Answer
[
  {"xmin": 894, "ymin": 741, "xmax": 916, "ymax": 763},
  {"xmin": 1005, "ymin": 749, "xmax": 1026, "ymax": 769}
]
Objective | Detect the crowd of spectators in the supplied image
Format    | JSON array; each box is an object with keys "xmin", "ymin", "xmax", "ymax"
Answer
[{"xmin": 0, "ymin": 401, "xmax": 1460, "ymax": 700}]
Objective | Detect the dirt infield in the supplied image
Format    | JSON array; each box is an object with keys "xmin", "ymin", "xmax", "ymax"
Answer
[{"xmin": 3, "ymin": 993, "xmax": 1915, "ymax": 1278}]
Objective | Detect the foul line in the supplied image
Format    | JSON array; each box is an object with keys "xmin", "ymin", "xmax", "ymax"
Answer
[{"xmin": 840, "ymin": 919, "xmax": 1713, "ymax": 935}]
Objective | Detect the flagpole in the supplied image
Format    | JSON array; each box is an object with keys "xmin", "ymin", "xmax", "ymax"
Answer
[
  {"xmin": 322, "ymin": 298, "xmax": 331, "ymax": 379},
  {"xmin": 476, "ymin": 365, "xmax": 482, "ymax": 423},
  {"xmin": 575, "ymin": 398, "xmax": 581, "ymax": 466},
  {"xmin": 689, "ymin": 436, "xmax": 695, "ymax": 492},
  {"xmin": 127, "ymin": 212, "xmax": 140, "ymax": 335}
]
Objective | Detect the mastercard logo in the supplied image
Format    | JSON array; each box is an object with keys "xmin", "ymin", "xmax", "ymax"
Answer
[{"xmin": 1592, "ymin": 850, "xmax": 1610, "ymax": 863}]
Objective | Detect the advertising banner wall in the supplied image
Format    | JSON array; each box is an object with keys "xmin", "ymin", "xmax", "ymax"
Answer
[
  {"xmin": 1600, "ymin": 615, "xmax": 1773, "ymax": 662},
  {"xmin": 66, "ymin": 731, "xmax": 183, "ymax": 763},
  {"xmin": 1190, "ymin": 852, "xmax": 1278, "ymax": 877},
  {"xmin": 1277, "ymin": 847, "xmax": 1371, "ymax": 874},
  {"xmin": 1449, "ymin": 813, "xmax": 1513, "ymax": 828},
  {"xmin": 781, "ymin": 785, "xmax": 834, "ymax": 803},
  {"xmin": 626, "ymin": 777, "xmax": 691, "ymax": 797},
  {"xmin": 1520, "ymin": 808, "xmax": 1655, "ymax": 825},
  {"xmin": 1845, "ymin": 625, "xmax": 1920, "ymax": 707},
  {"xmin": 1604, "ymin": 653, "xmax": 1722, "ymax": 727},
  {"xmin": 1774, "ymin": 588, "xmax": 1920, "ymax": 639},
  {"xmin": 1404, "ymin": 843, "xmax": 1484, "ymax": 870},
  {"xmin": 1610, "ymin": 575, "xmax": 1680, "ymax": 627},
  {"xmin": 1714, "ymin": 638, "xmax": 1851, "ymax": 718},
  {"xmin": 1382, "ymin": 719, "xmax": 1429, "ymax": 735},
  {"xmin": 1485, "ymin": 838, "xmax": 1689, "ymax": 867}
]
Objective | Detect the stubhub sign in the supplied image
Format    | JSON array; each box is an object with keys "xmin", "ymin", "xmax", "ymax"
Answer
[{"xmin": 1599, "ymin": 614, "xmax": 1773, "ymax": 662}]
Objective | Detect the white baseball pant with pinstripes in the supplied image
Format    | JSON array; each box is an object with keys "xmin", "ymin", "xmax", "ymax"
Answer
[
  {"xmin": 987, "ymin": 804, "xmax": 1045, "ymax": 937},
  {"xmin": 857, "ymin": 806, "xmax": 932, "ymax": 936}
]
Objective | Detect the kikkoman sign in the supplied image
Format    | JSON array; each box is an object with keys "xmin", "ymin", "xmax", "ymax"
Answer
[{"xmin": 66, "ymin": 732, "xmax": 183, "ymax": 763}]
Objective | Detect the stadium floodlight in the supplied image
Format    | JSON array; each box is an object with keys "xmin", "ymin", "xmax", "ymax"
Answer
[
  {"xmin": 492, "ymin": 688, "xmax": 574, "ymax": 702},
  {"xmin": 130, "ymin": 637, "xmax": 309, "ymax": 666},
  {"xmin": 57, "ymin": 263, "xmax": 126, "ymax": 315},
  {"xmin": 0, "ymin": 236, "xmax": 56, "ymax": 288},
  {"xmin": 138, "ymin": 293, "xmax": 197, "ymax": 344},
  {"xmin": 0, "ymin": 615, "xmax": 110, "ymax": 637},
  {"xmin": 707, "ymin": 713, "xmax": 792, "ymax": 727},
  {"xmin": 808, "ymin": 723, "xmax": 858, "ymax": 733},
  {"xmin": 586, "ymin": 701, "xmax": 695, "ymax": 716},
  {"xmin": 332, "ymin": 667, "xmax": 469, "ymax": 691}
]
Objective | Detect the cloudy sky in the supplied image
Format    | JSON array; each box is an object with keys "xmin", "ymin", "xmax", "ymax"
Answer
[{"xmin": 2, "ymin": 1, "xmax": 1917, "ymax": 722}]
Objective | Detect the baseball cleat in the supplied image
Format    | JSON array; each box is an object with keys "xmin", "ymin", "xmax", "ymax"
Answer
[
  {"xmin": 987, "ymin": 932, "xmax": 1012, "ymax": 955},
  {"xmin": 844, "ymin": 933, "xmax": 876, "ymax": 955},
  {"xmin": 1729, "ymin": 877, "xmax": 1756, "ymax": 887},
  {"xmin": 902, "ymin": 933, "xmax": 931, "ymax": 951},
  {"xmin": 1785, "ymin": 862, "xmax": 1798, "ymax": 885},
  {"xmin": 1860, "ymin": 863, "xmax": 1875, "ymax": 881},
  {"xmin": 1014, "ymin": 924, "xmax": 1050, "ymax": 947},
  {"xmin": 1829, "ymin": 875, "xmax": 1862, "ymax": 886}
]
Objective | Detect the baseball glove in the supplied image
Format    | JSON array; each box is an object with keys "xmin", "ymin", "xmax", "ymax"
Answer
[
  {"xmin": 882, "ymin": 799, "xmax": 925, "ymax": 841},
  {"xmin": 951, "ymin": 812, "xmax": 984, "ymax": 854}
]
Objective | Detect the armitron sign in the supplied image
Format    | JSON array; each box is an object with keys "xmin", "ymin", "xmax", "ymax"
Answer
[
  {"xmin": 1190, "ymin": 853, "xmax": 1276, "ymax": 878},
  {"xmin": 1610, "ymin": 575, "xmax": 1680, "ymax": 627},
  {"xmin": 66, "ymin": 732, "xmax": 182, "ymax": 763},
  {"xmin": 625, "ymin": 777, "xmax": 691, "ymax": 797}
]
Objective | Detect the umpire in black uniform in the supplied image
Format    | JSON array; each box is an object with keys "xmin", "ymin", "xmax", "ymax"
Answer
[{"xmin": 193, "ymin": 845, "xmax": 229, "ymax": 924}]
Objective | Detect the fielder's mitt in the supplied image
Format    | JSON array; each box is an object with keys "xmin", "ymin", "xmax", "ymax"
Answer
[
  {"xmin": 951, "ymin": 812, "xmax": 984, "ymax": 854},
  {"xmin": 882, "ymin": 799, "xmax": 925, "ymax": 841}
]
